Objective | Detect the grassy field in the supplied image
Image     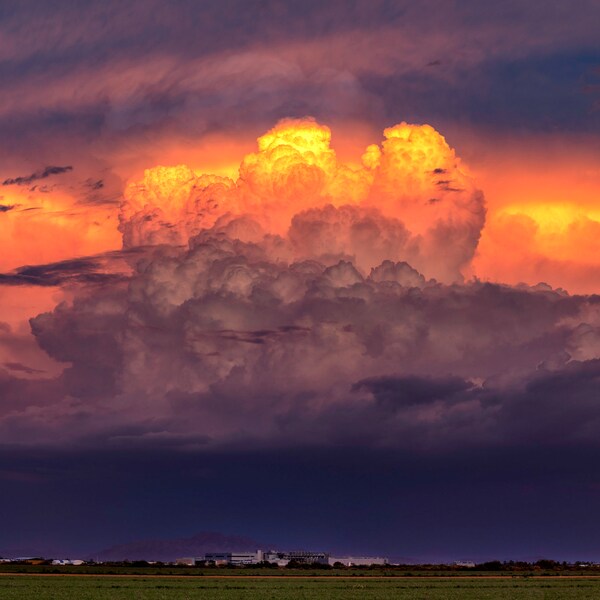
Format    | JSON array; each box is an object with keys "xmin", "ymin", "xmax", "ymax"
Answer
[
  {"xmin": 2, "ymin": 564, "xmax": 600, "ymax": 577},
  {"xmin": 2, "ymin": 575, "xmax": 600, "ymax": 599}
]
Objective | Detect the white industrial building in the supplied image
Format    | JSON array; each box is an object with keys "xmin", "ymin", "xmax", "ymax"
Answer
[
  {"xmin": 204, "ymin": 551, "xmax": 263, "ymax": 565},
  {"xmin": 202, "ymin": 549, "xmax": 330, "ymax": 566},
  {"xmin": 328, "ymin": 556, "xmax": 388, "ymax": 567},
  {"xmin": 262, "ymin": 550, "xmax": 329, "ymax": 566}
]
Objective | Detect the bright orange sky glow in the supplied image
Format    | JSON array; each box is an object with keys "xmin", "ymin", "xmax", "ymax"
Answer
[{"xmin": 1, "ymin": 119, "xmax": 599, "ymax": 310}]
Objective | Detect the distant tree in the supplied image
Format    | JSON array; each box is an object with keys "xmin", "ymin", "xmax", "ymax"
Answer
[
  {"xmin": 536, "ymin": 559, "xmax": 559, "ymax": 570},
  {"xmin": 477, "ymin": 561, "xmax": 503, "ymax": 571},
  {"xmin": 129, "ymin": 561, "xmax": 150, "ymax": 567}
]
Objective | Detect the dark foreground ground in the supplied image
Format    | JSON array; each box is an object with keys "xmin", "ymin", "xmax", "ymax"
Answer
[{"xmin": 2, "ymin": 572, "xmax": 600, "ymax": 599}]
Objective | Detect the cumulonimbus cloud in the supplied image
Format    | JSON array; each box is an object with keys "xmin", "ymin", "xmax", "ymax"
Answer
[{"xmin": 2, "ymin": 119, "xmax": 599, "ymax": 453}]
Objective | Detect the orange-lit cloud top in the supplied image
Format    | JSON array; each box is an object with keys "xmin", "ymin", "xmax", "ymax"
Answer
[
  {"xmin": 473, "ymin": 205, "xmax": 600, "ymax": 294},
  {"xmin": 466, "ymin": 139, "xmax": 600, "ymax": 294},
  {"xmin": 120, "ymin": 119, "xmax": 485, "ymax": 282}
]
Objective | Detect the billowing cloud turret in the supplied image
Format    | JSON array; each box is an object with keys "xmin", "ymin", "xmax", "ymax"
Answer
[{"xmin": 119, "ymin": 119, "xmax": 485, "ymax": 282}]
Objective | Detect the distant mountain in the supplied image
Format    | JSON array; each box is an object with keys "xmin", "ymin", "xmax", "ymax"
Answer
[{"xmin": 91, "ymin": 531, "xmax": 265, "ymax": 562}]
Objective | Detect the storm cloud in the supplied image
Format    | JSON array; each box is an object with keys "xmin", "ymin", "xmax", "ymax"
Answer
[
  {"xmin": 12, "ymin": 226, "xmax": 599, "ymax": 453},
  {"xmin": 0, "ymin": 117, "xmax": 596, "ymax": 457}
]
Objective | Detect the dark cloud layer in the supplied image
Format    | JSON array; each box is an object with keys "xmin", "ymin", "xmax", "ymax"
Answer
[
  {"xmin": 2, "ymin": 444, "xmax": 600, "ymax": 561},
  {"xmin": 2, "ymin": 165, "xmax": 72, "ymax": 186},
  {"xmin": 0, "ymin": 248, "xmax": 146, "ymax": 286},
  {"xmin": 0, "ymin": 258, "xmax": 123, "ymax": 286},
  {"xmin": 3, "ymin": 361, "xmax": 45, "ymax": 375}
]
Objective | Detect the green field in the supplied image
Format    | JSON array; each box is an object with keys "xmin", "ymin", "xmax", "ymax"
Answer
[
  {"xmin": 2, "ymin": 564, "xmax": 599, "ymax": 578},
  {"xmin": 2, "ymin": 576, "xmax": 600, "ymax": 599}
]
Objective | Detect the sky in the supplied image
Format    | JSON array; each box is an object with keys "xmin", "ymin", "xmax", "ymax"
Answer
[{"xmin": 0, "ymin": 0, "xmax": 600, "ymax": 561}]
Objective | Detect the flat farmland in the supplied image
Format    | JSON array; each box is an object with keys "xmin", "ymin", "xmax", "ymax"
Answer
[{"xmin": 2, "ymin": 575, "xmax": 600, "ymax": 599}]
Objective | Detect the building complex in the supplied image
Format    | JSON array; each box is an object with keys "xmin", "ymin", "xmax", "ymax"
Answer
[{"xmin": 177, "ymin": 549, "xmax": 388, "ymax": 567}]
